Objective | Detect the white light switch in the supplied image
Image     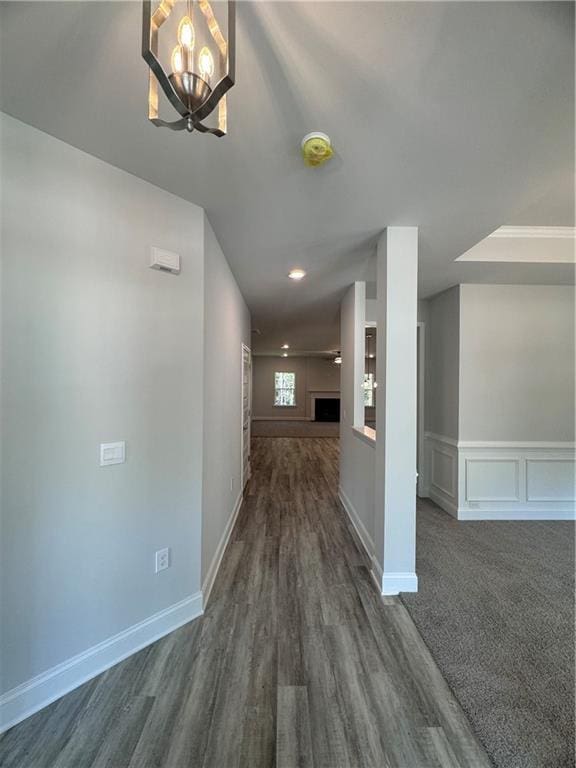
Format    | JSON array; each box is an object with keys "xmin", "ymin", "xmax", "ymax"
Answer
[{"xmin": 100, "ymin": 441, "xmax": 126, "ymax": 466}]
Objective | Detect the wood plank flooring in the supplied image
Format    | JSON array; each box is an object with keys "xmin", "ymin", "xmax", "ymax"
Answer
[{"xmin": 0, "ymin": 437, "xmax": 492, "ymax": 767}]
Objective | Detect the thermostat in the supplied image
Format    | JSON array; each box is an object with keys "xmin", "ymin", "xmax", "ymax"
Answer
[{"xmin": 150, "ymin": 247, "xmax": 180, "ymax": 274}]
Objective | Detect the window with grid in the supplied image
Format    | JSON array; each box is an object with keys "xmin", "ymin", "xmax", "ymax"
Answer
[
  {"xmin": 363, "ymin": 373, "xmax": 375, "ymax": 407},
  {"xmin": 274, "ymin": 372, "xmax": 296, "ymax": 406}
]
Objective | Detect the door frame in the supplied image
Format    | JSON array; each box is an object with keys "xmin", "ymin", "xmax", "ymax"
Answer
[
  {"xmin": 417, "ymin": 322, "xmax": 426, "ymax": 497},
  {"xmin": 241, "ymin": 343, "xmax": 252, "ymax": 492}
]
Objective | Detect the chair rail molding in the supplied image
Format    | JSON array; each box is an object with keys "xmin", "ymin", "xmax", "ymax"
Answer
[{"xmin": 424, "ymin": 433, "xmax": 575, "ymax": 521}]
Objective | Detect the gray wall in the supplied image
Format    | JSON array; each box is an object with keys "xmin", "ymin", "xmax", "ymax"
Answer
[
  {"xmin": 426, "ymin": 286, "xmax": 461, "ymax": 440},
  {"xmin": 459, "ymin": 284, "xmax": 575, "ymax": 441},
  {"xmin": 202, "ymin": 217, "xmax": 250, "ymax": 584},
  {"xmin": 0, "ymin": 114, "xmax": 206, "ymax": 693},
  {"xmin": 252, "ymin": 356, "xmax": 340, "ymax": 420},
  {"xmin": 339, "ymin": 283, "xmax": 376, "ymax": 548}
]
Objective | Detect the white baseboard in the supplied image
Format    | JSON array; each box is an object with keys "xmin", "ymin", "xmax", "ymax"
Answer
[
  {"xmin": 428, "ymin": 487, "xmax": 458, "ymax": 518},
  {"xmin": 252, "ymin": 416, "xmax": 313, "ymax": 421},
  {"xmin": 457, "ymin": 509, "xmax": 576, "ymax": 521},
  {"xmin": 417, "ymin": 483, "xmax": 430, "ymax": 500},
  {"xmin": 202, "ymin": 491, "xmax": 243, "ymax": 607},
  {"xmin": 0, "ymin": 592, "xmax": 203, "ymax": 734},
  {"xmin": 338, "ymin": 487, "xmax": 375, "ymax": 556},
  {"xmin": 338, "ymin": 487, "xmax": 382, "ymax": 592},
  {"xmin": 382, "ymin": 572, "xmax": 418, "ymax": 595}
]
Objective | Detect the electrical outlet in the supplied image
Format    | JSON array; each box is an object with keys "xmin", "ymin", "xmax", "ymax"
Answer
[{"xmin": 155, "ymin": 547, "xmax": 170, "ymax": 573}]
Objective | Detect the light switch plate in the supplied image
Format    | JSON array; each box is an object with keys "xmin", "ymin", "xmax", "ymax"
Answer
[{"xmin": 100, "ymin": 441, "xmax": 126, "ymax": 466}]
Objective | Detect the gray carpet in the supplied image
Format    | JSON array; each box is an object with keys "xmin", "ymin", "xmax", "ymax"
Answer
[
  {"xmin": 251, "ymin": 420, "xmax": 339, "ymax": 437},
  {"xmin": 401, "ymin": 499, "xmax": 575, "ymax": 768}
]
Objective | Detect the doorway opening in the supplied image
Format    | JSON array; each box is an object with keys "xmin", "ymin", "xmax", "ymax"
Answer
[{"xmin": 241, "ymin": 344, "xmax": 252, "ymax": 490}]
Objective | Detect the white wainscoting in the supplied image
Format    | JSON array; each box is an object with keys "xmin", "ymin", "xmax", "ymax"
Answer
[
  {"xmin": 458, "ymin": 443, "xmax": 576, "ymax": 520},
  {"xmin": 425, "ymin": 432, "xmax": 459, "ymax": 517},
  {"xmin": 425, "ymin": 433, "xmax": 576, "ymax": 520}
]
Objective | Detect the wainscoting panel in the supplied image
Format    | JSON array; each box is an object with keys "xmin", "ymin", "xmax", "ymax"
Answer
[
  {"xmin": 465, "ymin": 458, "xmax": 520, "ymax": 502},
  {"xmin": 425, "ymin": 434, "xmax": 575, "ymax": 520},
  {"xmin": 459, "ymin": 445, "xmax": 575, "ymax": 520},
  {"xmin": 425, "ymin": 433, "xmax": 458, "ymax": 517},
  {"xmin": 526, "ymin": 458, "xmax": 575, "ymax": 502}
]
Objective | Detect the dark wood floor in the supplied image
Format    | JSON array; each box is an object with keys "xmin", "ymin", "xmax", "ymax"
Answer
[{"xmin": 0, "ymin": 437, "xmax": 491, "ymax": 767}]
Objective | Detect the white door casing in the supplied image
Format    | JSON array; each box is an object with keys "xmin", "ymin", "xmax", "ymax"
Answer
[{"xmin": 242, "ymin": 344, "xmax": 252, "ymax": 490}]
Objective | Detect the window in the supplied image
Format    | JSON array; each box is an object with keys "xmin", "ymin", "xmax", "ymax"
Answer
[
  {"xmin": 364, "ymin": 326, "xmax": 377, "ymax": 429},
  {"xmin": 274, "ymin": 371, "xmax": 296, "ymax": 406},
  {"xmin": 363, "ymin": 373, "xmax": 374, "ymax": 407}
]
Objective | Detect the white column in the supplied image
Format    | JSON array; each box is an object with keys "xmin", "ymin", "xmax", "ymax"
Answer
[{"xmin": 374, "ymin": 227, "xmax": 419, "ymax": 595}]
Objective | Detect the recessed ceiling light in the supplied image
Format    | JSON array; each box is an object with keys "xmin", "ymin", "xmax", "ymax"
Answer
[
  {"xmin": 282, "ymin": 352, "xmax": 288, "ymax": 357},
  {"xmin": 281, "ymin": 344, "xmax": 290, "ymax": 349},
  {"xmin": 288, "ymin": 268, "xmax": 306, "ymax": 281}
]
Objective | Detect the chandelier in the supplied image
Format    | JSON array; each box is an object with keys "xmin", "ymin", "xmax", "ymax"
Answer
[{"xmin": 142, "ymin": 0, "xmax": 235, "ymax": 135}]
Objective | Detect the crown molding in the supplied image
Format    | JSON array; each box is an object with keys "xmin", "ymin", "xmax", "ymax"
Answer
[{"xmin": 488, "ymin": 226, "xmax": 575, "ymax": 240}]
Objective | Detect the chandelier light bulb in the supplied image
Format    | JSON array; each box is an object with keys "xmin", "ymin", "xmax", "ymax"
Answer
[
  {"xmin": 171, "ymin": 45, "xmax": 184, "ymax": 74},
  {"xmin": 178, "ymin": 16, "xmax": 195, "ymax": 49},
  {"xmin": 198, "ymin": 46, "xmax": 214, "ymax": 79}
]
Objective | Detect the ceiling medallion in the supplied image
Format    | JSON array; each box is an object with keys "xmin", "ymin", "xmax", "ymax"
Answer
[{"xmin": 142, "ymin": 0, "xmax": 235, "ymax": 135}]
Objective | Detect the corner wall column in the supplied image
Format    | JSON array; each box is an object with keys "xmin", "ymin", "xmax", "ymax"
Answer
[{"xmin": 374, "ymin": 227, "xmax": 419, "ymax": 595}]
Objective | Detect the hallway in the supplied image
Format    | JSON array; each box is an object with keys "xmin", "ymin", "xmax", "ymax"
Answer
[{"xmin": 0, "ymin": 438, "xmax": 491, "ymax": 768}]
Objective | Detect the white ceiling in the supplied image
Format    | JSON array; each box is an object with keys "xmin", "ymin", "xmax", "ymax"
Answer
[{"xmin": 1, "ymin": 1, "xmax": 573, "ymax": 355}]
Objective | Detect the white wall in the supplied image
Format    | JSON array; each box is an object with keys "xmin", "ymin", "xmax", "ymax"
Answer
[
  {"xmin": 374, "ymin": 227, "xmax": 418, "ymax": 595},
  {"xmin": 0, "ymin": 114, "xmax": 248, "ymax": 729},
  {"xmin": 252, "ymin": 356, "xmax": 340, "ymax": 420},
  {"xmin": 201, "ymin": 217, "xmax": 250, "ymax": 597},
  {"xmin": 339, "ymin": 227, "xmax": 420, "ymax": 599},
  {"xmin": 459, "ymin": 284, "xmax": 575, "ymax": 441}
]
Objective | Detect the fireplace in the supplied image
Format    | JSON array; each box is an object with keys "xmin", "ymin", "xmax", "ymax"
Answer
[{"xmin": 314, "ymin": 398, "xmax": 340, "ymax": 422}]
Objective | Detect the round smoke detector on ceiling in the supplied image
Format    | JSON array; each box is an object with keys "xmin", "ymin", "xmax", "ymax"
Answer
[{"xmin": 301, "ymin": 132, "xmax": 333, "ymax": 167}]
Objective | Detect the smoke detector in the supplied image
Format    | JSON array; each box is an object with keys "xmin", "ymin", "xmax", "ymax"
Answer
[{"xmin": 301, "ymin": 132, "xmax": 334, "ymax": 167}]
